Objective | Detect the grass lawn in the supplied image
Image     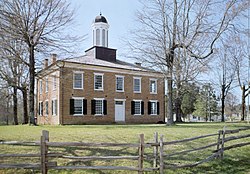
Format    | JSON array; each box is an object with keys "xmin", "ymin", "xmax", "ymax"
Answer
[{"xmin": 0, "ymin": 122, "xmax": 250, "ymax": 174}]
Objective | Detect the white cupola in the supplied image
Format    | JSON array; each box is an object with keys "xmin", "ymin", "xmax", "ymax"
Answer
[{"xmin": 92, "ymin": 13, "xmax": 109, "ymax": 47}]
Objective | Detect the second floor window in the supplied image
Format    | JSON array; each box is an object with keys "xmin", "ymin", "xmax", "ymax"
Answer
[
  {"xmin": 45, "ymin": 77, "xmax": 48, "ymax": 92},
  {"xmin": 53, "ymin": 76, "xmax": 57, "ymax": 90},
  {"xmin": 133, "ymin": 77, "xmax": 141, "ymax": 93},
  {"xmin": 39, "ymin": 80, "xmax": 43, "ymax": 94},
  {"xmin": 150, "ymin": 79, "xmax": 157, "ymax": 94},
  {"xmin": 73, "ymin": 73, "xmax": 83, "ymax": 89},
  {"xmin": 116, "ymin": 76, "xmax": 124, "ymax": 92},
  {"xmin": 94, "ymin": 73, "xmax": 103, "ymax": 90}
]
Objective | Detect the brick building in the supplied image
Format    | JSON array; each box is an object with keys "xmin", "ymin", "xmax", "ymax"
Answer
[{"xmin": 36, "ymin": 14, "xmax": 165, "ymax": 125}]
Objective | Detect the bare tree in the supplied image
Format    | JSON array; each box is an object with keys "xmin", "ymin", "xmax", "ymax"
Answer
[
  {"xmin": 0, "ymin": 0, "xmax": 81, "ymax": 125},
  {"xmin": 127, "ymin": 0, "xmax": 248, "ymax": 125}
]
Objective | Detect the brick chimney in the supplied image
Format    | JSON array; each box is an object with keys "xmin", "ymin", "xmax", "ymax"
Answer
[
  {"xmin": 44, "ymin": 59, "xmax": 48, "ymax": 68},
  {"xmin": 51, "ymin": 54, "xmax": 57, "ymax": 64}
]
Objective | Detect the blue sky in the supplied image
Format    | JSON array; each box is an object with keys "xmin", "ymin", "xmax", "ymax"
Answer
[{"xmin": 71, "ymin": 0, "xmax": 140, "ymax": 57}]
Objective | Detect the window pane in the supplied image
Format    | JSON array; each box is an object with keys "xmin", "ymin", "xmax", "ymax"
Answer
[
  {"xmin": 95, "ymin": 75, "xmax": 103, "ymax": 90},
  {"xmin": 96, "ymin": 29, "xmax": 100, "ymax": 45},
  {"xmin": 150, "ymin": 80, "xmax": 156, "ymax": 93},
  {"xmin": 151, "ymin": 102, "xmax": 157, "ymax": 115},
  {"xmin": 134, "ymin": 78, "xmax": 141, "ymax": 92},
  {"xmin": 45, "ymin": 78, "xmax": 48, "ymax": 92},
  {"xmin": 116, "ymin": 77, "xmax": 123, "ymax": 91},
  {"xmin": 134, "ymin": 101, "xmax": 141, "ymax": 115},
  {"xmin": 95, "ymin": 100, "xmax": 103, "ymax": 115},
  {"xmin": 74, "ymin": 73, "xmax": 82, "ymax": 89},
  {"xmin": 40, "ymin": 80, "xmax": 43, "ymax": 94},
  {"xmin": 53, "ymin": 77, "xmax": 57, "ymax": 90},
  {"xmin": 74, "ymin": 99, "xmax": 83, "ymax": 115}
]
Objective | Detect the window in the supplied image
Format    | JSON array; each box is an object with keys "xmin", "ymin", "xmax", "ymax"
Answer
[
  {"xmin": 91, "ymin": 99, "xmax": 107, "ymax": 115},
  {"xmin": 116, "ymin": 75, "xmax": 124, "ymax": 92},
  {"xmin": 148, "ymin": 101, "xmax": 159, "ymax": 115},
  {"xmin": 45, "ymin": 100, "xmax": 49, "ymax": 116},
  {"xmin": 45, "ymin": 77, "xmax": 48, "ymax": 93},
  {"xmin": 51, "ymin": 99, "xmax": 58, "ymax": 116},
  {"xmin": 38, "ymin": 102, "xmax": 43, "ymax": 116},
  {"xmin": 150, "ymin": 79, "xmax": 157, "ymax": 94},
  {"xmin": 70, "ymin": 98, "xmax": 87, "ymax": 116},
  {"xmin": 131, "ymin": 100, "xmax": 144, "ymax": 115},
  {"xmin": 102, "ymin": 29, "xmax": 105, "ymax": 46},
  {"xmin": 94, "ymin": 73, "xmax": 103, "ymax": 90},
  {"xmin": 73, "ymin": 72, "xmax": 83, "ymax": 89},
  {"xmin": 133, "ymin": 77, "xmax": 141, "ymax": 93},
  {"xmin": 39, "ymin": 80, "xmax": 43, "ymax": 94},
  {"xmin": 96, "ymin": 29, "xmax": 100, "ymax": 45},
  {"xmin": 53, "ymin": 76, "xmax": 57, "ymax": 90}
]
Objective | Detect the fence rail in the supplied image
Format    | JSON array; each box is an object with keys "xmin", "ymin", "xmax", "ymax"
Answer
[{"xmin": 0, "ymin": 126, "xmax": 250, "ymax": 174}]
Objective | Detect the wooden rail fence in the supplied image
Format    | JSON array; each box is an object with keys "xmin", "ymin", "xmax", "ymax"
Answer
[{"xmin": 0, "ymin": 126, "xmax": 250, "ymax": 174}]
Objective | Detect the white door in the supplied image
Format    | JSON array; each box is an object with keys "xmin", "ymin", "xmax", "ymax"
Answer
[{"xmin": 115, "ymin": 101, "xmax": 125, "ymax": 122}]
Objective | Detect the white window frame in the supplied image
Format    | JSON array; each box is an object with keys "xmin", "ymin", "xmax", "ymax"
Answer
[
  {"xmin": 149, "ymin": 100, "xmax": 158, "ymax": 115},
  {"xmin": 45, "ymin": 100, "xmax": 49, "ymax": 116},
  {"xmin": 133, "ymin": 99, "xmax": 142, "ymax": 115},
  {"xmin": 116, "ymin": 75, "xmax": 124, "ymax": 92},
  {"xmin": 94, "ymin": 98, "xmax": 104, "ymax": 116},
  {"xmin": 52, "ymin": 76, "xmax": 57, "ymax": 91},
  {"xmin": 94, "ymin": 73, "xmax": 104, "ymax": 91},
  {"xmin": 150, "ymin": 78, "xmax": 157, "ymax": 94},
  {"xmin": 39, "ymin": 80, "xmax": 43, "ymax": 94},
  {"xmin": 133, "ymin": 77, "xmax": 141, "ymax": 93},
  {"xmin": 72, "ymin": 97, "xmax": 85, "ymax": 116},
  {"xmin": 45, "ymin": 77, "xmax": 48, "ymax": 93},
  {"xmin": 52, "ymin": 98, "xmax": 57, "ymax": 116},
  {"xmin": 73, "ymin": 71, "xmax": 84, "ymax": 89}
]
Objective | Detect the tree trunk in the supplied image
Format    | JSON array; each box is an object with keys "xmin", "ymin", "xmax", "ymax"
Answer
[
  {"xmin": 221, "ymin": 85, "xmax": 225, "ymax": 122},
  {"xmin": 241, "ymin": 85, "xmax": 245, "ymax": 121},
  {"xmin": 175, "ymin": 97, "xmax": 183, "ymax": 122},
  {"xmin": 13, "ymin": 86, "xmax": 18, "ymax": 125},
  {"xmin": 167, "ymin": 76, "xmax": 174, "ymax": 125},
  {"xmin": 22, "ymin": 87, "xmax": 28, "ymax": 124},
  {"xmin": 29, "ymin": 45, "xmax": 36, "ymax": 125}
]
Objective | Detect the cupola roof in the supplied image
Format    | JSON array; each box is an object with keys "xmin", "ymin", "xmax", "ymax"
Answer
[{"xmin": 94, "ymin": 13, "xmax": 108, "ymax": 23}]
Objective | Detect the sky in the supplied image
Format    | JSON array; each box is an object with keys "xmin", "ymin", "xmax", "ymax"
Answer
[{"xmin": 70, "ymin": 0, "xmax": 141, "ymax": 58}]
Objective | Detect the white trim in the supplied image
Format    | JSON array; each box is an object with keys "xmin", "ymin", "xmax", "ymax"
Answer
[
  {"xmin": 57, "ymin": 71, "xmax": 60, "ymax": 124},
  {"xmin": 59, "ymin": 62, "xmax": 164, "ymax": 78},
  {"xmin": 114, "ymin": 99, "xmax": 126, "ymax": 101},
  {"xmin": 72, "ymin": 97, "xmax": 85, "ymax": 99},
  {"xmin": 115, "ymin": 75, "xmax": 124, "ymax": 92},
  {"xmin": 73, "ymin": 72, "xmax": 84, "ymax": 90},
  {"xmin": 133, "ymin": 99, "xmax": 143, "ymax": 102},
  {"xmin": 149, "ymin": 100, "xmax": 158, "ymax": 102},
  {"xmin": 94, "ymin": 98, "xmax": 104, "ymax": 100},
  {"xmin": 94, "ymin": 73, "xmax": 104, "ymax": 91},
  {"xmin": 133, "ymin": 77, "xmax": 141, "ymax": 93}
]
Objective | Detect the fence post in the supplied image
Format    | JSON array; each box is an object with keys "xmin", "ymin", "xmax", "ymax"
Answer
[
  {"xmin": 41, "ymin": 130, "xmax": 49, "ymax": 174},
  {"xmin": 220, "ymin": 126, "xmax": 226, "ymax": 159},
  {"xmin": 138, "ymin": 134, "xmax": 144, "ymax": 174},
  {"xmin": 153, "ymin": 132, "xmax": 158, "ymax": 169},
  {"xmin": 216, "ymin": 130, "xmax": 222, "ymax": 159},
  {"xmin": 159, "ymin": 135, "xmax": 164, "ymax": 174}
]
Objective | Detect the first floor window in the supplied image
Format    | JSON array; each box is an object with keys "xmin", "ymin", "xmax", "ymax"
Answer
[
  {"xmin": 148, "ymin": 101, "xmax": 159, "ymax": 115},
  {"xmin": 38, "ymin": 102, "xmax": 43, "ymax": 116},
  {"xmin": 45, "ymin": 101, "xmax": 49, "ymax": 116},
  {"xmin": 52, "ymin": 99, "xmax": 58, "ymax": 116},
  {"xmin": 131, "ymin": 101, "xmax": 144, "ymax": 115},
  {"xmin": 70, "ymin": 98, "xmax": 87, "ymax": 115},
  {"xmin": 91, "ymin": 99, "xmax": 107, "ymax": 115}
]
